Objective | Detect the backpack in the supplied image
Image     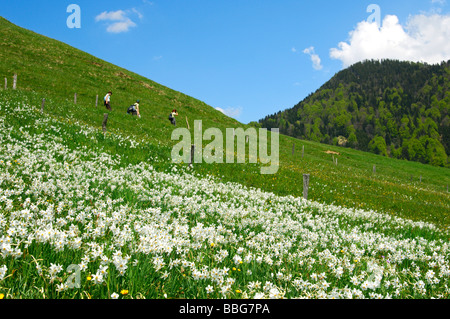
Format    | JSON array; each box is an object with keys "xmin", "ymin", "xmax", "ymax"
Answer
[{"xmin": 127, "ymin": 105, "xmax": 136, "ymax": 114}]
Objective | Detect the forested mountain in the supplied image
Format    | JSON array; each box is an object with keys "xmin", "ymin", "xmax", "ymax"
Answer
[{"xmin": 259, "ymin": 59, "xmax": 450, "ymax": 167}]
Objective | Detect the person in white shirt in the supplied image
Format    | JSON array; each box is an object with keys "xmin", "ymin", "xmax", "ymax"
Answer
[{"xmin": 104, "ymin": 91, "xmax": 112, "ymax": 110}]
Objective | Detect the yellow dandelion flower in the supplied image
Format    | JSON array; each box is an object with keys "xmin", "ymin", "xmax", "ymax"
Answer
[
  {"xmin": 120, "ymin": 289, "xmax": 129, "ymax": 296},
  {"xmin": 0, "ymin": 293, "xmax": 4, "ymax": 299}
]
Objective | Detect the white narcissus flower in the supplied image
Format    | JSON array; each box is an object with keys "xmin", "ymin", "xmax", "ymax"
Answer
[
  {"xmin": 0, "ymin": 265, "xmax": 7, "ymax": 280},
  {"xmin": 111, "ymin": 292, "xmax": 119, "ymax": 299},
  {"xmin": 253, "ymin": 292, "xmax": 265, "ymax": 299},
  {"xmin": 205, "ymin": 285, "xmax": 214, "ymax": 294}
]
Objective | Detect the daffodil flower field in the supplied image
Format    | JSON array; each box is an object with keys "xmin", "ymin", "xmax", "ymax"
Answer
[{"xmin": 0, "ymin": 97, "xmax": 449, "ymax": 300}]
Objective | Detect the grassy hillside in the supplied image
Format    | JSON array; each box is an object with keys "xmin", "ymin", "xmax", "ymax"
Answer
[
  {"xmin": 0, "ymin": 16, "xmax": 241, "ymax": 143},
  {"xmin": 0, "ymin": 17, "xmax": 449, "ymax": 230},
  {"xmin": 0, "ymin": 92, "xmax": 449, "ymax": 300},
  {"xmin": 1, "ymin": 18, "xmax": 450, "ymax": 300}
]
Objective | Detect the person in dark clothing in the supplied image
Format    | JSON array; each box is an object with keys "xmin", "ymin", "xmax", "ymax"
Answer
[
  {"xmin": 169, "ymin": 109, "xmax": 178, "ymax": 126},
  {"xmin": 127, "ymin": 100, "xmax": 141, "ymax": 117}
]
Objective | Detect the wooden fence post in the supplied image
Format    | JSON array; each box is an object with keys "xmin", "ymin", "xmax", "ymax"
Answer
[
  {"xmin": 102, "ymin": 113, "xmax": 108, "ymax": 133},
  {"xmin": 41, "ymin": 98, "xmax": 45, "ymax": 114},
  {"xmin": 292, "ymin": 143, "xmax": 295, "ymax": 155},
  {"xmin": 186, "ymin": 116, "xmax": 190, "ymax": 130},
  {"xmin": 13, "ymin": 74, "xmax": 17, "ymax": 90},
  {"xmin": 4, "ymin": 78, "xmax": 6, "ymax": 90},
  {"xmin": 303, "ymin": 174, "xmax": 310, "ymax": 200},
  {"xmin": 96, "ymin": 95, "xmax": 99, "ymax": 108},
  {"xmin": 189, "ymin": 144, "xmax": 195, "ymax": 167},
  {"xmin": 302, "ymin": 145, "xmax": 304, "ymax": 158},
  {"xmin": 74, "ymin": 93, "xmax": 77, "ymax": 104},
  {"xmin": 373, "ymin": 165, "xmax": 376, "ymax": 174}
]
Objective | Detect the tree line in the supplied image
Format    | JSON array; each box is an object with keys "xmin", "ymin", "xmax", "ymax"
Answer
[{"xmin": 259, "ymin": 59, "xmax": 450, "ymax": 167}]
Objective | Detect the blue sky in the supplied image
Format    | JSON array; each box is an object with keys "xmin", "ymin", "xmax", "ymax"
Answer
[{"xmin": 1, "ymin": 0, "xmax": 449, "ymax": 124}]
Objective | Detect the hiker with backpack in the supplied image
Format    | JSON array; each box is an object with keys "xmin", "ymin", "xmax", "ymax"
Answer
[
  {"xmin": 169, "ymin": 109, "xmax": 178, "ymax": 126},
  {"xmin": 104, "ymin": 91, "xmax": 112, "ymax": 110},
  {"xmin": 127, "ymin": 100, "xmax": 141, "ymax": 118}
]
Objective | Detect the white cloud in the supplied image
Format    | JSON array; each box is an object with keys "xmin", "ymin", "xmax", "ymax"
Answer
[
  {"xmin": 132, "ymin": 8, "xmax": 144, "ymax": 20},
  {"xmin": 106, "ymin": 20, "xmax": 137, "ymax": 33},
  {"xmin": 330, "ymin": 14, "xmax": 450, "ymax": 68},
  {"xmin": 95, "ymin": 9, "xmax": 142, "ymax": 33},
  {"xmin": 216, "ymin": 107, "xmax": 243, "ymax": 119},
  {"xmin": 303, "ymin": 46, "xmax": 323, "ymax": 70},
  {"xmin": 96, "ymin": 10, "xmax": 127, "ymax": 22}
]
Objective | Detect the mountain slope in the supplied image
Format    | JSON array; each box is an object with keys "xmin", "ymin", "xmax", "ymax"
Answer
[
  {"xmin": 0, "ymin": 16, "xmax": 241, "ymax": 140},
  {"xmin": 260, "ymin": 59, "xmax": 450, "ymax": 167},
  {"xmin": 0, "ymin": 17, "xmax": 449, "ymax": 228}
]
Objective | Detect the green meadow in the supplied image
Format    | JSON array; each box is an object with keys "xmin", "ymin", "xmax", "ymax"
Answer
[
  {"xmin": 1, "ymin": 85, "xmax": 448, "ymax": 229},
  {"xmin": 0, "ymin": 17, "xmax": 449, "ymax": 300}
]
